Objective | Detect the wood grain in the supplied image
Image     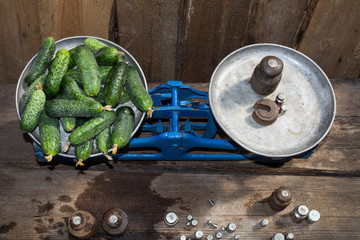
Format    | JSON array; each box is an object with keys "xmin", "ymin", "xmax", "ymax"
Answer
[
  {"xmin": 242, "ymin": 0, "xmax": 309, "ymax": 46},
  {"xmin": 177, "ymin": 0, "xmax": 252, "ymax": 83},
  {"xmin": 0, "ymin": 0, "xmax": 113, "ymax": 84},
  {"xmin": 296, "ymin": 0, "xmax": 360, "ymax": 78},
  {"xmin": 115, "ymin": 0, "xmax": 181, "ymax": 83}
]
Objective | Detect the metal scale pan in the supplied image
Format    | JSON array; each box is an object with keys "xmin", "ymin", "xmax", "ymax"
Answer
[
  {"xmin": 209, "ymin": 44, "xmax": 336, "ymax": 158},
  {"xmin": 16, "ymin": 36, "xmax": 147, "ymax": 158}
]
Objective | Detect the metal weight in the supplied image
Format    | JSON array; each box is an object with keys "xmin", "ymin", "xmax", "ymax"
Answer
[
  {"xmin": 102, "ymin": 208, "xmax": 129, "ymax": 236},
  {"xmin": 67, "ymin": 210, "xmax": 97, "ymax": 239}
]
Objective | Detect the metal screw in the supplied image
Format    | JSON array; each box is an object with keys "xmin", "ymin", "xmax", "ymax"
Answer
[
  {"xmin": 191, "ymin": 219, "xmax": 198, "ymax": 227},
  {"xmin": 164, "ymin": 212, "xmax": 178, "ymax": 226},
  {"xmin": 260, "ymin": 219, "xmax": 269, "ymax": 227},
  {"xmin": 294, "ymin": 205, "xmax": 309, "ymax": 219},
  {"xmin": 206, "ymin": 234, "xmax": 214, "ymax": 240},
  {"xmin": 234, "ymin": 234, "xmax": 240, "ymax": 240},
  {"xmin": 276, "ymin": 93, "xmax": 286, "ymax": 106},
  {"xmin": 187, "ymin": 215, "xmax": 193, "ymax": 222},
  {"xmin": 186, "ymin": 222, "xmax": 191, "ymax": 227},
  {"xmin": 194, "ymin": 230, "xmax": 204, "ymax": 239},
  {"xmin": 226, "ymin": 223, "xmax": 236, "ymax": 232},
  {"xmin": 215, "ymin": 232, "xmax": 223, "ymax": 239},
  {"xmin": 208, "ymin": 198, "xmax": 216, "ymax": 206},
  {"xmin": 307, "ymin": 209, "xmax": 320, "ymax": 223},
  {"xmin": 286, "ymin": 233, "xmax": 294, "ymax": 239},
  {"xmin": 220, "ymin": 226, "xmax": 225, "ymax": 231},
  {"xmin": 180, "ymin": 235, "xmax": 187, "ymax": 240},
  {"xmin": 272, "ymin": 233, "xmax": 285, "ymax": 240},
  {"xmin": 207, "ymin": 220, "xmax": 218, "ymax": 228}
]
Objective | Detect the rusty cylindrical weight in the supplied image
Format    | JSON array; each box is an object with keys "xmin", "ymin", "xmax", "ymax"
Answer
[
  {"xmin": 67, "ymin": 210, "xmax": 97, "ymax": 239},
  {"xmin": 268, "ymin": 187, "xmax": 292, "ymax": 211},
  {"xmin": 102, "ymin": 208, "xmax": 128, "ymax": 236},
  {"xmin": 250, "ymin": 56, "xmax": 284, "ymax": 95}
]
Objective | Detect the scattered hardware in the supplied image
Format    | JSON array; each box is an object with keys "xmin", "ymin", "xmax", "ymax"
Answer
[
  {"xmin": 209, "ymin": 198, "xmax": 216, "ymax": 207},
  {"xmin": 286, "ymin": 232, "xmax": 294, "ymax": 239},
  {"xmin": 226, "ymin": 223, "xmax": 236, "ymax": 233},
  {"xmin": 294, "ymin": 205, "xmax": 309, "ymax": 220},
  {"xmin": 260, "ymin": 219, "xmax": 269, "ymax": 227},
  {"xmin": 272, "ymin": 233, "xmax": 285, "ymax": 240},
  {"xmin": 194, "ymin": 230, "xmax": 204, "ymax": 239},
  {"xmin": 207, "ymin": 220, "xmax": 218, "ymax": 229},
  {"xmin": 191, "ymin": 219, "xmax": 199, "ymax": 227},
  {"xmin": 207, "ymin": 234, "xmax": 214, "ymax": 240},
  {"xmin": 187, "ymin": 215, "xmax": 193, "ymax": 222},
  {"xmin": 307, "ymin": 209, "xmax": 320, "ymax": 223},
  {"xmin": 164, "ymin": 212, "xmax": 179, "ymax": 227},
  {"xmin": 215, "ymin": 232, "xmax": 223, "ymax": 239},
  {"xmin": 234, "ymin": 234, "xmax": 240, "ymax": 240}
]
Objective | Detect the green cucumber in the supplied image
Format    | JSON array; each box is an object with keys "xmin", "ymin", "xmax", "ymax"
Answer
[
  {"xmin": 39, "ymin": 111, "xmax": 61, "ymax": 162},
  {"xmin": 73, "ymin": 46, "xmax": 100, "ymax": 96},
  {"xmin": 95, "ymin": 46, "xmax": 125, "ymax": 66},
  {"xmin": 23, "ymin": 73, "xmax": 47, "ymax": 108},
  {"xmin": 111, "ymin": 106, "xmax": 135, "ymax": 154},
  {"xmin": 96, "ymin": 127, "xmax": 112, "ymax": 160},
  {"xmin": 94, "ymin": 86, "xmax": 105, "ymax": 105},
  {"xmin": 65, "ymin": 66, "xmax": 112, "ymax": 87},
  {"xmin": 104, "ymin": 62, "xmax": 128, "ymax": 106},
  {"xmin": 99, "ymin": 66, "xmax": 113, "ymax": 84},
  {"xmin": 84, "ymin": 38, "xmax": 108, "ymax": 53},
  {"xmin": 75, "ymin": 139, "xmax": 93, "ymax": 167},
  {"xmin": 67, "ymin": 111, "xmax": 116, "ymax": 146},
  {"xmin": 68, "ymin": 48, "xmax": 76, "ymax": 69},
  {"xmin": 25, "ymin": 37, "xmax": 55, "ymax": 86},
  {"xmin": 125, "ymin": 66, "xmax": 153, "ymax": 117},
  {"xmin": 20, "ymin": 89, "xmax": 46, "ymax": 132},
  {"xmin": 66, "ymin": 69, "xmax": 82, "ymax": 87},
  {"xmin": 62, "ymin": 74, "xmax": 94, "ymax": 101},
  {"xmin": 119, "ymin": 89, "xmax": 130, "ymax": 104},
  {"xmin": 44, "ymin": 49, "xmax": 70, "ymax": 97},
  {"xmin": 56, "ymin": 92, "xmax": 76, "ymax": 133},
  {"xmin": 45, "ymin": 99, "xmax": 110, "ymax": 118}
]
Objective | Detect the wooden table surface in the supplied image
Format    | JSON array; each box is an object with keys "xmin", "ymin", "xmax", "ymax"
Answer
[{"xmin": 0, "ymin": 80, "xmax": 359, "ymax": 240}]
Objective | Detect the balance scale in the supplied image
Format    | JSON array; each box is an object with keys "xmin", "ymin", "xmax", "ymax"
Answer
[{"xmin": 17, "ymin": 37, "xmax": 336, "ymax": 165}]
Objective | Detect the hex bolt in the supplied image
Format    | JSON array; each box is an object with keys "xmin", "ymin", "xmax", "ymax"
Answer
[
  {"xmin": 180, "ymin": 235, "xmax": 187, "ymax": 240},
  {"xmin": 226, "ymin": 223, "xmax": 236, "ymax": 232},
  {"xmin": 68, "ymin": 210, "xmax": 97, "ymax": 239},
  {"xmin": 260, "ymin": 219, "xmax": 269, "ymax": 227},
  {"xmin": 286, "ymin": 233, "xmax": 294, "ymax": 239},
  {"xmin": 276, "ymin": 93, "xmax": 286, "ymax": 106},
  {"xmin": 207, "ymin": 220, "xmax": 218, "ymax": 229},
  {"xmin": 208, "ymin": 198, "xmax": 216, "ymax": 207},
  {"xmin": 307, "ymin": 209, "xmax": 321, "ymax": 223},
  {"xmin": 234, "ymin": 235, "xmax": 240, "ymax": 240},
  {"xmin": 164, "ymin": 212, "xmax": 178, "ymax": 227},
  {"xmin": 187, "ymin": 214, "xmax": 193, "ymax": 222},
  {"xmin": 268, "ymin": 187, "xmax": 292, "ymax": 211},
  {"xmin": 102, "ymin": 208, "xmax": 128, "ymax": 236},
  {"xmin": 191, "ymin": 219, "xmax": 198, "ymax": 227},
  {"xmin": 272, "ymin": 233, "xmax": 285, "ymax": 240},
  {"xmin": 294, "ymin": 204, "xmax": 309, "ymax": 220},
  {"xmin": 194, "ymin": 230, "xmax": 204, "ymax": 239},
  {"xmin": 215, "ymin": 232, "xmax": 223, "ymax": 239},
  {"xmin": 207, "ymin": 234, "xmax": 214, "ymax": 240}
]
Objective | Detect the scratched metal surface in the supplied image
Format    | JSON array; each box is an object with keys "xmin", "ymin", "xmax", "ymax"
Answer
[
  {"xmin": 209, "ymin": 44, "xmax": 336, "ymax": 157},
  {"xmin": 15, "ymin": 36, "xmax": 146, "ymax": 158}
]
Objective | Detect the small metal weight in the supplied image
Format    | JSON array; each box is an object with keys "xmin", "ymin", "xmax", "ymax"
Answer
[
  {"xmin": 250, "ymin": 56, "xmax": 284, "ymax": 95},
  {"xmin": 102, "ymin": 208, "xmax": 129, "ymax": 236},
  {"xmin": 268, "ymin": 187, "xmax": 292, "ymax": 211},
  {"xmin": 67, "ymin": 210, "xmax": 97, "ymax": 239}
]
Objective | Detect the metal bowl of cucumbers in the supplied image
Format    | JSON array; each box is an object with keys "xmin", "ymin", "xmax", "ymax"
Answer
[{"xmin": 16, "ymin": 36, "xmax": 150, "ymax": 162}]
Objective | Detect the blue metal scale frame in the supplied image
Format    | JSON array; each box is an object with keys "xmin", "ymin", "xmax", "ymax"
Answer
[{"xmin": 34, "ymin": 81, "xmax": 314, "ymax": 165}]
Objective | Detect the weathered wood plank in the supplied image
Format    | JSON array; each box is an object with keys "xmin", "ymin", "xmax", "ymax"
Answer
[
  {"xmin": 0, "ymin": 168, "xmax": 359, "ymax": 239},
  {"xmin": 3, "ymin": 79, "xmax": 360, "ymax": 174},
  {"xmin": 177, "ymin": 0, "xmax": 252, "ymax": 83},
  {"xmin": 0, "ymin": 0, "xmax": 113, "ymax": 84},
  {"xmin": 296, "ymin": 0, "xmax": 360, "ymax": 78},
  {"xmin": 242, "ymin": 0, "xmax": 310, "ymax": 46},
  {"xmin": 115, "ymin": 0, "xmax": 181, "ymax": 82}
]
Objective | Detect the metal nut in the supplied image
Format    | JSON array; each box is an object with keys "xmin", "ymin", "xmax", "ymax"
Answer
[
  {"xmin": 164, "ymin": 212, "xmax": 178, "ymax": 227},
  {"xmin": 102, "ymin": 208, "xmax": 128, "ymax": 236},
  {"xmin": 68, "ymin": 210, "xmax": 97, "ymax": 239}
]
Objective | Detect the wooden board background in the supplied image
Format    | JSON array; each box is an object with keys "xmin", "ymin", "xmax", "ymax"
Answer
[{"xmin": 0, "ymin": 0, "xmax": 359, "ymax": 84}]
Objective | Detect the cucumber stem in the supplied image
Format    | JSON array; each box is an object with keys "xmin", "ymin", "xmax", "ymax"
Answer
[
  {"xmin": 63, "ymin": 141, "xmax": 71, "ymax": 152},
  {"xmin": 35, "ymin": 82, "xmax": 43, "ymax": 90},
  {"xmin": 75, "ymin": 159, "xmax": 84, "ymax": 167},
  {"xmin": 45, "ymin": 154, "xmax": 53, "ymax": 162},
  {"xmin": 102, "ymin": 105, "xmax": 113, "ymax": 111},
  {"xmin": 147, "ymin": 108, "xmax": 154, "ymax": 118},
  {"xmin": 112, "ymin": 144, "xmax": 118, "ymax": 154},
  {"xmin": 117, "ymin": 51, "xmax": 125, "ymax": 56},
  {"xmin": 103, "ymin": 152, "xmax": 113, "ymax": 161}
]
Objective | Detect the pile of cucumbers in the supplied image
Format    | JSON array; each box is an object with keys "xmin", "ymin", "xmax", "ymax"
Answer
[{"xmin": 20, "ymin": 37, "xmax": 153, "ymax": 166}]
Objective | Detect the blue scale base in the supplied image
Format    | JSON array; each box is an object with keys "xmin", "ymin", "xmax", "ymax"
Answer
[{"xmin": 34, "ymin": 81, "xmax": 314, "ymax": 166}]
